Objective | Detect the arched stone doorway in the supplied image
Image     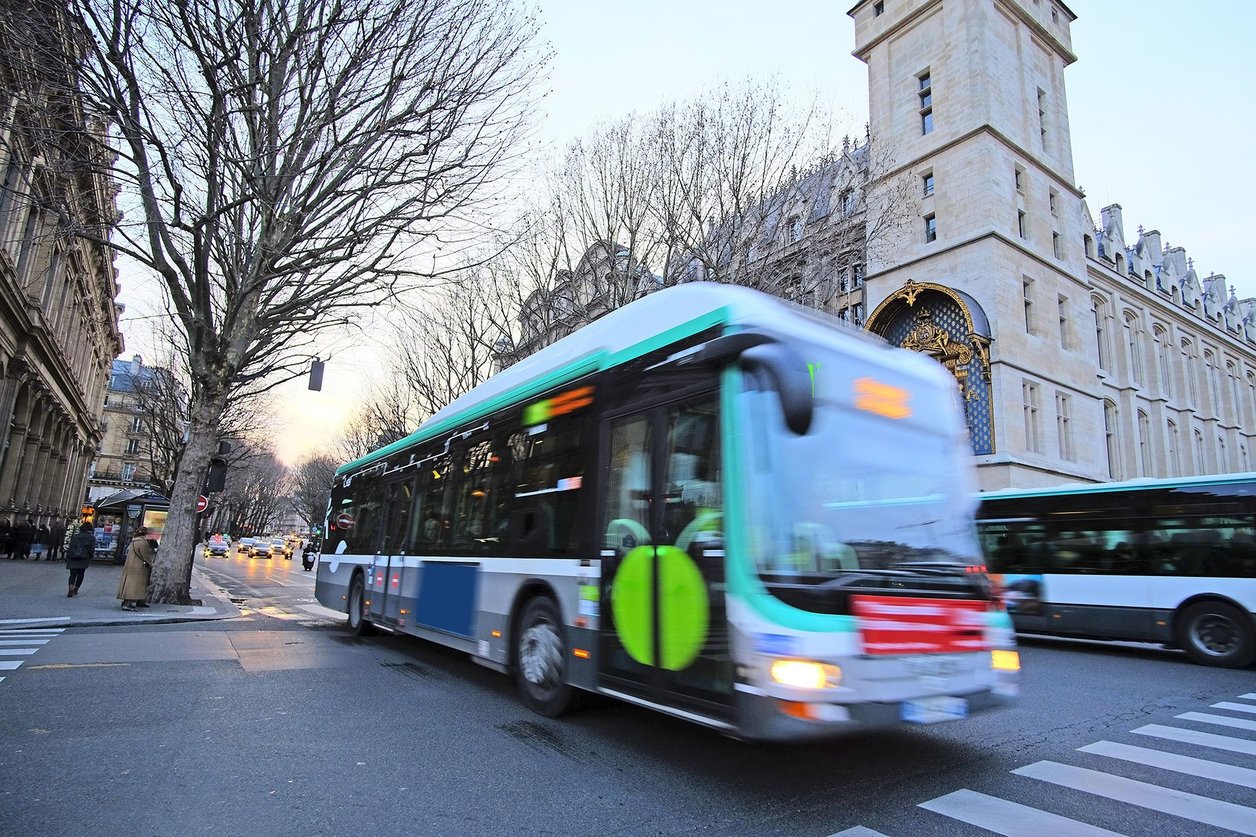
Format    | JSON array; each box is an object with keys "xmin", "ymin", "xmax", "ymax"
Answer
[{"xmin": 865, "ymin": 280, "xmax": 995, "ymax": 454}]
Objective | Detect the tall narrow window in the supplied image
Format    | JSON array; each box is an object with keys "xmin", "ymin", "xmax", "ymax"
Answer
[
  {"xmin": 1022, "ymin": 277, "xmax": 1034, "ymax": 334},
  {"xmin": 1154, "ymin": 326, "xmax": 1172, "ymax": 396},
  {"xmin": 1203, "ymin": 349, "xmax": 1221, "ymax": 415},
  {"xmin": 1049, "ymin": 188, "xmax": 1059, "ymax": 216},
  {"xmin": 1247, "ymin": 371, "xmax": 1256, "ymax": 419},
  {"xmin": 918, "ymin": 72, "xmax": 933, "ymax": 135},
  {"xmin": 1057, "ymin": 295, "xmax": 1070, "ymax": 349},
  {"xmin": 1123, "ymin": 315, "xmax": 1142, "ymax": 384},
  {"xmin": 1037, "ymin": 88, "xmax": 1048, "ymax": 150},
  {"xmin": 121, "ymin": 463, "xmax": 137, "ymax": 481},
  {"xmin": 1052, "ymin": 232, "xmax": 1062, "ymax": 258},
  {"xmin": 1055, "ymin": 391, "xmax": 1073, "ymax": 461},
  {"xmin": 125, "ymin": 439, "xmax": 141, "ymax": 455},
  {"xmin": 1181, "ymin": 340, "xmax": 1197, "ymax": 405},
  {"xmin": 1103, "ymin": 400, "xmax": 1119, "ymax": 479},
  {"xmin": 1167, "ymin": 419, "xmax": 1180, "ymax": 475},
  {"xmin": 1193, "ymin": 428, "xmax": 1205, "ymax": 475},
  {"xmin": 1226, "ymin": 362, "xmax": 1240, "ymax": 421},
  {"xmin": 874, "ymin": 0, "xmax": 885, "ymax": 15},
  {"xmin": 1022, "ymin": 381, "xmax": 1042, "ymax": 453},
  {"xmin": 1017, "ymin": 210, "xmax": 1027, "ymax": 239},
  {"xmin": 1093, "ymin": 298, "xmax": 1109, "ymax": 371},
  {"xmin": 788, "ymin": 216, "xmax": 802, "ymax": 243},
  {"xmin": 924, "ymin": 213, "xmax": 936, "ymax": 243},
  {"xmin": 1014, "ymin": 166, "xmax": 1025, "ymax": 192},
  {"xmin": 852, "ymin": 263, "xmax": 865, "ymax": 287},
  {"xmin": 1137, "ymin": 410, "xmax": 1151, "ymax": 477},
  {"xmin": 922, "ymin": 172, "xmax": 934, "ymax": 196},
  {"xmin": 1219, "ymin": 436, "xmax": 1228, "ymax": 472}
]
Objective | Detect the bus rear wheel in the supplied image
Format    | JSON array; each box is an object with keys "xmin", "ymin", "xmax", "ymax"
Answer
[
  {"xmin": 347, "ymin": 573, "xmax": 373, "ymax": 636},
  {"xmin": 1177, "ymin": 601, "xmax": 1255, "ymax": 668},
  {"xmin": 514, "ymin": 596, "xmax": 573, "ymax": 717}
]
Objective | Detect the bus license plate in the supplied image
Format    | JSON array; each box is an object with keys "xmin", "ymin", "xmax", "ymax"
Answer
[{"xmin": 902, "ymin": 696, "xmax": 968, "ymax": 724}]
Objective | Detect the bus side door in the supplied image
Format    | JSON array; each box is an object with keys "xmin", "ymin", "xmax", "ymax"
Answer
[{"xmin": 598, "ymin": 388, "xmax": 733, "ymax": 719}]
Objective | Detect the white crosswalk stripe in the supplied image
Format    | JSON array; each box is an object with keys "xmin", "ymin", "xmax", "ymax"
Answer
[
  {"xmin": 1079, "ymin": 740, "xmax": 1256, "ymax": 788},
  {"xmin": 918, "ymin": 788, "xmax": 1124, "ymax": 836},
  {"xmin": 1012, "ymin": 760, "xmax": 1256, "ymax": 836},
  {"xmin": 0, "ymin": 628, "xmax": 65, "ymax": 681},
  {"xmin": 829, "ymin": 689, "xmax": 1256, "ymax": 836}
]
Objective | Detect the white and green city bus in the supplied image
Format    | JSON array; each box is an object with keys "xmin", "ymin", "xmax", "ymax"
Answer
[{"xmin": 315, "ymin": 283, "xmax": 1019, "ymax": 739}]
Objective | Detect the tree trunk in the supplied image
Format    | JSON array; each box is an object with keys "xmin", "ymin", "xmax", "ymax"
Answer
[{"xmin": 148, "ymin": 384, "xmax": 228, "ymax": 604}]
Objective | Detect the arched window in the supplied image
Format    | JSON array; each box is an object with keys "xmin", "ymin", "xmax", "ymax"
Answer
[
  {"xmin": 1167, "ymin": 419, "xmax": 1180, "ymax": 475},
  {"xmin": 1115, "ymin": 253, "xmax": 1126, "ymax": 275},
  {"xmin": 1092, "ymin": 296, "xmax": 1110, "ymax": 371},
  {"xmin": 1153, "ymin": 326, "xmax": 1172, "ymax": 397},
  {"xmin": 1122, "ymin": 313, "xmax": 1142, "ymax": 384},
  {"xmin": 1248, "ymin": 371, "xmax": 1256, "ymax": 419},
  {"xmin": 1137, "ymin": 410, "xmax": 1151, "ymax": 477},
  {"xmin": 1103, "ymin": 399, "xmax": 1120, "ymax": 479},
  {"xmin": 1193, "ymin": 428, "xmax": 1205, "ymax": 475},
  {"xmin": 1218, "ymin": 436, "xmax": 1228, "ymax": 472},
  {"xmin": 1180, "ymin": 339, "xmax": 1198, "ymax": 406},
  {"xmin": 1203, "ymin": 349, "xmax": 1221, "ymax": 416},
  {"xmin": 1083, "ymin": 234, "xmax": 1096, "ymax": 259},
  {"xmin": 1226, "ymin": 361, "xmax": 1240, "ymax": 421}
]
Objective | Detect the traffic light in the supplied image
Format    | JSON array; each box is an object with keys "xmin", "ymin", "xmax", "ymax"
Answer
[
  {"xmin": 308, "ymin": 358, "xmax": 324, "ymax": 391},
  {"xmin": 207, "ymin": 441, "xmax": 230, "ymax": 493}
]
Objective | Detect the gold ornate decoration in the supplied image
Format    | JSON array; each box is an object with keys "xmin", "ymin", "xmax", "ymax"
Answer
[{"xmin": 901, "ymin": 309, "xmax": 977, "ymax": 399}]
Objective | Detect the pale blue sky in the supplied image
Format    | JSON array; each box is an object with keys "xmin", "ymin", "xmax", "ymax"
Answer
[{"xmin": 535, "ymin": 0, "xmax": 1256, "ymax": 300}]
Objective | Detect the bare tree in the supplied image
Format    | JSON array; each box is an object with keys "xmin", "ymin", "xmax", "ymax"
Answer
[
  {"xmin": 9, "ymin": 0, "xmax": 547, "ymax": 601},
  {"xmin": 288, "ymin": 454, "xmax": 338, "ymax": 533}
]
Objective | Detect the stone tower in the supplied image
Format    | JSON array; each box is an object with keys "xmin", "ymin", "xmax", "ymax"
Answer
[{"xmin": 852, "ymin": 0, "xmax": 1106, "ymax": 490}]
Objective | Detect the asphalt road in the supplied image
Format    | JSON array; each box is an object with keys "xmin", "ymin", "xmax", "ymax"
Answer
[{"xmin": 2, "ymin": 551, "xmax": 1253, "ymax": 837}]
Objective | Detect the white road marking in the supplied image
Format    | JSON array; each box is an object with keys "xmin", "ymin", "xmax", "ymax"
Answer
[
  {"xmin": 1212, "ymin": 701, "xmax": 1256, "ymax": 715},
  {"xmin": 1013, "ymin": 760, "xmax": 1256, "ymax": 836},
  {"xmin": 1176, "ymin": 711, "xmax": 1256, "ymax": 732},
  {"xmin": 829, "ymin": 827, "xmax": 892, "ymax": 837},
  {"xmin": 0, "ymin": 661, "xmax": 21, "ymax": 670},
  {"xmin": 1133, "ymin": 724, "xmax": 1256, "ymax": 756},
  {"xmin": 0, "ymin": 648, "xmax": 41, "ymax": 655},
  {"xmin": 918, "ymin": 788, "xmax": 1124, "ymax": 836},
  {"xmin": 0, "ymin": 639, "xmax": 50, "ymax": 645},
  {"xmin": 1080, "ymin": 740, "xmax": 1256, "ymax": 788}
]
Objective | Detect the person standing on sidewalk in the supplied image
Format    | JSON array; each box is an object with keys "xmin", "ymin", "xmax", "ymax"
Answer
[
  {"xmin": 32, "ymin": 522, "xmax": 50, "ymax": 560},
  {"xmin": 0, "ymin": 517, "xmax": 11, "ymax": 559},
  {"xmin": 65, "ymin": 523, "xmax": 95, "ymax": 597},
  {"xmin": 12, "ymin": 517, "xmax": 34, "ymax": 560},
  {"xmin": 47, "ymin": 519, "xmax": 67, "ymax": 562},
  {"xmin": 117, "ymin": 526, "xmax": 155, "ymax": 611}
]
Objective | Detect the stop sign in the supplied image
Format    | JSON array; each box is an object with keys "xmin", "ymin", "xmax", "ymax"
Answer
[{"xmin": 196, "ymin": 495, "xmax": 209, "ymax": 513}]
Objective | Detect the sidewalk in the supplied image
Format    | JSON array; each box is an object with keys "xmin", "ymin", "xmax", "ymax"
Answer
[{"xmin": 0, "ymin": 552, "xmax": 239, "ymax": 629}]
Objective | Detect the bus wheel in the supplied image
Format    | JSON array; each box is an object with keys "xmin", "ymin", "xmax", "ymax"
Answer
[
  {"xmin": 1177, "ymin": 602, "xmax": 1256, "ymax": 668},
  {"xmin": 514, "ymin": 596, "xmax": 572, "ymax": 717},
  {"xmin": 347, "ymin": 573, "xmax": 373, "ymax": 636}
]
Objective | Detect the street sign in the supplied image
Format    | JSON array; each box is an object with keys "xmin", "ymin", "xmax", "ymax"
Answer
[
  {"xmin": 196, "ymin": 495, "xmax": 209, "ymax": 513},
  {"xmin": 335, "ymin": 512, "xmax": 354, "ymax": 530}
]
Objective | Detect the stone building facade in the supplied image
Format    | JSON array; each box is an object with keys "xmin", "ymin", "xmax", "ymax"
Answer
[
  {"xmin": 86, "ymin": 356, "xmax": 184, "ymax": 504},
  {"xmin": 0, "ymin": 3, "xmax": 124, "ymax": 523},
  {"xmin": 851, "ymin": 0, "xmax": 1256, "ymax": 489}
]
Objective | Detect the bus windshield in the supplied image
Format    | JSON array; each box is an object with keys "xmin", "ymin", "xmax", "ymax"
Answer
[{"xmin": 741, "ymin": 364, "xmax": 980, "ymax": 583}]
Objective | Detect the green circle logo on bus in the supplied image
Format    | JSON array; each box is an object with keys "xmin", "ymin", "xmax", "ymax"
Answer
[{"xmin": 611, "ymin": 545, "xmax": 709, "ymax": 670}]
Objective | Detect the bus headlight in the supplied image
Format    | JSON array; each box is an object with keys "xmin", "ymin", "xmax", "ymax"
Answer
[
  {"xmin": 769, "ymin": 659, "xmax": 842, "ymax": 689},
  {"xmin": 991, "ymin": 649, "xmax": 1020, "ymax": 672}
]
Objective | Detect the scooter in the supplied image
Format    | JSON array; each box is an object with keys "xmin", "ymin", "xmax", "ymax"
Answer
[{"xmin": 301, "ymin": 547, "xmax": 318, "ymax": 571}]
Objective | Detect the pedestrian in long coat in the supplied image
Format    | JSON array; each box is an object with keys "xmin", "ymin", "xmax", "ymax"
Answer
[
  {"xmin": 12, "ymin": 517, "xmax": 34, "ymax": 560},
  {"xmin": 65, "ymin": 523, "xmax": 95, "ymax": 597},
  {"xmin": 117, "ymin": 527, "xmax": 155, "ymax": 610},
  {"xmin": 48, "ymin": 520, "xmax": 67, "ymax": 562},
  {"xmin": 0, "ymin": 518, "xmax": 11, "ymax": 559}
]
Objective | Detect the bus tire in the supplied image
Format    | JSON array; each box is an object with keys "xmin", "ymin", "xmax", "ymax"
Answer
[
  {"xmin": 1177, "ymin": 601, "xmax": 1256, "ymax": 668},
  {"xmin": 346, "ymin": 572, "xmax": 374, "ymax": 636},
  {"xmin": 514, "ymin": 596, "xmax": 572, "ymax": 717}
]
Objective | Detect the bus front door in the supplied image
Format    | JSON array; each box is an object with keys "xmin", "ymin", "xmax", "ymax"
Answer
[{"xmin": 598, "ymin": 392, "xmax": 733, "ymax": 721}]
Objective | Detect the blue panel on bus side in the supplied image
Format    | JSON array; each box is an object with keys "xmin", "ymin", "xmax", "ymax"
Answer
[{"xmin": 415, "ymin": 562, "xmax": 479, "ymax": 638}]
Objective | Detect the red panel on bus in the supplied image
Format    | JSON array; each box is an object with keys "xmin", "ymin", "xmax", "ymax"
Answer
[{"xmin": 851, "ymin": 595, "xmax": 990, "ymax": 655}]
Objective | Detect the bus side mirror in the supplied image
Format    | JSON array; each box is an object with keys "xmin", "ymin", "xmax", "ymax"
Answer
[{"xmin": 739, "ymin": 343, "xmax": 813, "ymax": 436}]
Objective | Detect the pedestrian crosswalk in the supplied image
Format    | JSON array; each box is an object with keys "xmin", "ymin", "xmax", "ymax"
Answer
[
  {"xmin": 831, "ymin": 690, "xmax": 1256, "ymax": 837},
  {"xmin": 0, "ymin": 627, "xmax": 64, "ymax": 684}
]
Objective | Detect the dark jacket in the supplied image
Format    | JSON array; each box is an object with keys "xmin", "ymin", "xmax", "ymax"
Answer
[
  {"xmin": 66, "ymin": 532, "xmax": 96, "ymax": 570},
  {"xmin": 12, "ymin": 521, "xmax": 34, "ymax": 548}
]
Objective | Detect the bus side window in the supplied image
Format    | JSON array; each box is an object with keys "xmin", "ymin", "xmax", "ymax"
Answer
[{"xmin": 414, "ymin": 452, "xmax": 453, "ymax": 553}]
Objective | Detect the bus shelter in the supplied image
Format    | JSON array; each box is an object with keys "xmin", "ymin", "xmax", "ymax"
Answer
[{"xmin": 90, "ymin": 488, "xmax": 170, "ymax": 563}]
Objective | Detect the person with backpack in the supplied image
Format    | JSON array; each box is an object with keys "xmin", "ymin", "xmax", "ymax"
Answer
[{"xmin": 65, "ymin": 522, "xmax": 96, "ymax": 597}]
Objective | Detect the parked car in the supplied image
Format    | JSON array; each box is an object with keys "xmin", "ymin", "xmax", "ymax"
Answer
[
  {"xmin": 268, "ymin": 537, "xmax": 292, "ymax": 559},
  {"xmin": 203, "ymin": 535, "xmax": 230, "ymax": 558}
]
